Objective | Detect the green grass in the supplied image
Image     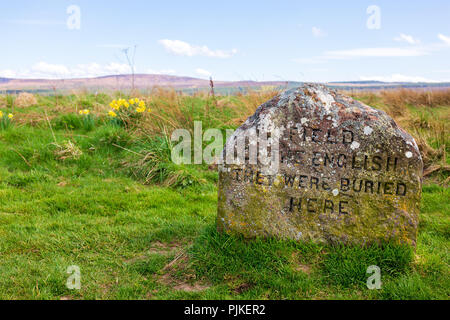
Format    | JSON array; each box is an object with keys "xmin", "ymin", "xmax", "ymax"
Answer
[{"xmin": 0, "ymin": 94, "xmax": 448, "ymax": 300}]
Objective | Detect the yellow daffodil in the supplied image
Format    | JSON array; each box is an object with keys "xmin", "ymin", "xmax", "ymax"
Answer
[
  {"xmin": 129, "ymin": 98, "xmax": 135, "ymax": 105},
  {"xmin": 138, "ymin": 101, "xmax": 145, "ymax": 108},
  {"xmin": 110, "ymin": 101, "xmax": 120, "ymax": 110},
  {"xmin": 136, "ymin": 106, "xmax": 146, "ymax": 113},
  {"xmin": 0, "ymin": 111, "xmax": 4, "ymax": 117},
  {"xmin": 83, "ymin": 109, "xmax": 90, "ymax": 115},
  {"xmin": 108, "ymin": 111, "xmax": 117, "ymax": 117},
  {"xmin": 79, "ymin": 110, "xmax": 83, "ymax": 115},
  {"xmin": 8, "ymin": 114, "xmax": 13, "ymax": 119},
  {"xmin": 124, "ymin": 102, "xmax": 130, "ymax": 108}
]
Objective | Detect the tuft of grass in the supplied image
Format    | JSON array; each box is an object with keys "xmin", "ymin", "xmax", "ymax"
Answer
[
  {"xmin": 15, "ymin": 92, "xmax": 38, "ymax": 108},
  {"xmin": 379, "ymin": 273, "xmax": 438, "ymax": 300},
  {"xmin": 52, "ymin": 140, "xmax": 83, "ymax": 161},
  {"xmin": 321, "ymin": 244, "xmax": 413, "ymax": 288},
  {"xmin": 80, "ymin": 113, "xmax": 96, "ymax": 132},
  {"xmin": 88, "ymin": 124, "xmax": 133, "ymax": 148},
  {"xmin": 52, "ymin": 114, "xmax": 83, "ymax": 130},
  {"xmin": 6, "ymin": 94, "xmax": 15, "ymax": 109},
  {"xmin": 122, "ymin": 134, "xmax": 208, "ymax": 187},
  {"xmin": 5, "ymin": 170, "xmax": 50, "ymax": 187}
]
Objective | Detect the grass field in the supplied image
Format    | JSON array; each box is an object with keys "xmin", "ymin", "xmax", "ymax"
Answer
[{"xmin": 0, "ymin": 88, "xmax": 448, "ymax": 299}]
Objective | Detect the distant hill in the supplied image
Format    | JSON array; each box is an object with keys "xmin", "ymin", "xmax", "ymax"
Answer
[
  {"xmin": 0, "ymin": 74, "xmax": 295, "ymax": 93},
  {"xmin": 0, "ymin": 74, "xmax": 448, "ymax": 93},
  {"xmin": 328, "ymin": 81, "xmax": 450, "ymax": 91}
]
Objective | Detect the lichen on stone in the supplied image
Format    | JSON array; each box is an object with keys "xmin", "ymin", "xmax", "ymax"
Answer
[{"xmin": 217, "ymin": 84, "xmax": 423, "ymax": 246}]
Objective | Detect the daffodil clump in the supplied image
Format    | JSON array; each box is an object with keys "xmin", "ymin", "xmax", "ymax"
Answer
[
  {"xmin": 77, "ymin": 108, "xmax": 95, "ymax": 131},
  {"xmin": 0, "ymin": 110, "xmax": 14, "ymax": 130},
  {"xmin": 107, "ymin": 97, "xmax": 151, "ymax": 127}
]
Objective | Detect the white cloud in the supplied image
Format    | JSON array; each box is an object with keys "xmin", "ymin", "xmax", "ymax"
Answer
[
  {"xmin": 158, "ymin": 39, "xmax": 237, "ymax": 58},
  {"xmin": 195, "ymin": 68, "xmax": 212, "ymax": 77},
  {"xmin": 312, "ymin": 27, "xmax": 326, "ymax": 38},
  {"xmin": 0, "ymin": 62, "xmax": 181, "ymax": 79},
  {"xmin": 359, "ymin": 74, "xmax": 439, "ymax": 83},
  {"xmin": 32, "ymin": 62, "xmax": 71, "ymax": 76},
  {"xmin": 0, "ymin": 62, "xmax": 132, "ymax": 79},
  {"xmin": 438, "ymin": 33, "xmax": 450, "ymax": 45},
  {"xmin": 394, "ymin": 33, "xmax": 420, "ymax": 45},
  {"xmin": 0, "ymin": 70, "xmax": 18, "ymax": 78},
  {"xmin": 71, "ymin": 63, "xmax": 131, "ymax": 77}
]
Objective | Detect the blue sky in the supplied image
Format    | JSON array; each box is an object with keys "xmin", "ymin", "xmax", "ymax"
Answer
[{"xmin": 2, "ymin": 0, "xmax": 450, "ymax": 82}]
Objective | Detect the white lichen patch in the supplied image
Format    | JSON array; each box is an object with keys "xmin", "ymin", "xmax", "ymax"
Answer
[
  {"xmin": 301, "ymin": 117, "xmax": 308, "ymax": 124},
  {"xmin": 407, "ymin": 138, "xmax": 420, "ymax": 152},
  {"xmin": 363, "ymin": 126, "xmax": 373, "ymax": 135},
  {"xmin": 350, "ymin": 141, "xmax": 360, "ymax": 150},
  {"xmin": 332, "ymin": 189, "xmax": 339, "ymax": 196},
  {"xmin": 314, "ymin": 88, "xmax": 335, "ymax": 113},
  {"xmin": 405, "ymin": 151, "xmax": 413, "ymax": 158}
]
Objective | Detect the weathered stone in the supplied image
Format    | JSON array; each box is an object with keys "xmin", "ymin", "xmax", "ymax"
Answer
[{"xmin": 217, "ymin": 84, "xmax": 423, "ymax": 246}]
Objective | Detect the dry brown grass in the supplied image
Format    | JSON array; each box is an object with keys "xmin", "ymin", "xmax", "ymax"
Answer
[
  {"xmin": 142, "ymin": 87, "xmax": 194, "ymax": 135},
  {"xmin": 52, "ymin": 140, "xmax": 83, "ymax": 161},
  {"xmin": 15, "ymin": 92, "xmax": 38, "ymax": 108},
  {"xmin": 129, "ymin": 87, "xmax": 280, "ymax": 136},
  {"xmin": 381, "ymin": 88, "xmax": 450, "ymax": 108},
  {"xmin": 351, "ymin": 89, "xmax": 449, "ymax": 180},
  {"xmin": 230, "ymin": 89, "xmax": 280, "ymax": 124}
]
